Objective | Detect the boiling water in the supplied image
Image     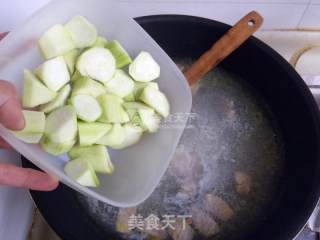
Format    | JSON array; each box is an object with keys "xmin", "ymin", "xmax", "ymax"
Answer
[{"xmin": 77, "ymin": 62, "xmax": 285, "ymax": 240}]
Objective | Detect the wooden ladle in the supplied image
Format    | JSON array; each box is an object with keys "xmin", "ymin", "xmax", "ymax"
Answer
[{"xmin": 184, "ymin": 11, "xmax": 263, "ymax": 86}]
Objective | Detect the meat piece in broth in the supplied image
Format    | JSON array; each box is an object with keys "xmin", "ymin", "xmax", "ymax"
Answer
[
  {"xmin": 168, "ymin": 219, "xmax": 194, "ymax": 240},
  {"xmin": 191, "ymin": 206, "xmax": 220, "ymax": 237},
  {"xmin": 203, "ymin": 192, "xmax": 234, "ymax": 222},
  {"xmin": 168, "ymin": 146, "xmax": 203, "ymax": 198},
  {"xmin": 234, "ymin": 171, "xmax": 251, "ymax": 195},
  {"xmin": 116, "ymin": 207, "xmax": 137, "ymax": 233}
]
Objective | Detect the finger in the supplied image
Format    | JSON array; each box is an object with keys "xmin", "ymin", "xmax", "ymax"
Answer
[
  {"xmin": 0, "ymin": 163, "xmax": 59, "ymax": 191},
  {"xmin": 0, "ymin": 80, "xmax": 25, "ymax": 130},
  {"xmin": 0, "ymin": 137, "xmax": 11, "ymax": 149},
  {"xmin": 0, "ymin": 32, "xmax": 8, "ymax": 41}
]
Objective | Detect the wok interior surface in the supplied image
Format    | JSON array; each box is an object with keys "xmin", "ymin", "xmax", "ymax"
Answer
[
  {"xmin": 78, "ymin": 62, "xmax": 285, "ymax": 240},
  {"xmin": 24, "ymin": 15, "xmax": 320, "ymax": 240}
]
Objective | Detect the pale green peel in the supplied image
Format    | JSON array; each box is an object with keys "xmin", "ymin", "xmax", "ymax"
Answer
[
  {"xmin": 106, "ymin": 40, "xmax": 132, "ymax": 68},
  {"xmin": 92, "ymin": 36, "xmax": 108, "ymax": 47}
]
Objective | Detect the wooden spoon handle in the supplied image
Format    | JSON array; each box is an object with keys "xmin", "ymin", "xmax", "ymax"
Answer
[{"xmin": 184, "ymin": 11, "xmax": 263, "ymax": 86}]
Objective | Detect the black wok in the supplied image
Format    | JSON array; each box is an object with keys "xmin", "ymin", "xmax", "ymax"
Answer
[{"xmin": 23, "ymin": 15, "xmax": 320, "ymax": 240}]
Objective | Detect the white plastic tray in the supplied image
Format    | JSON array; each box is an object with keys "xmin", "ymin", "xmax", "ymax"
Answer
[{"xmin": 0, "ymin": 0, "xmax": 192, "ymax": 207}]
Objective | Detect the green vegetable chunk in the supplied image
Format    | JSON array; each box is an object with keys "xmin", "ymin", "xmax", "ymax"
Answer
[
  {"xmin": 15, "ymin": 133, "xmax": 44, "ymax": 144},
  {"xmin": 45, "ymin": 106, "xmax": 77, "ymax": 143},
  {"xmin": 40, "ymin": 84, "xmax": 71, "ymax": 113},
  {"xmin": 129, "ymin": 51, "xmax": 160, "ymax": 82},
  {"xmin": 138, "ymin": 108, "xmax": 161, "ymax": 133},
  {"xmin": 123, "ymin": 102, "xmax": 160, "ymax": 132},
  {"xmin": 123, "ymin": 93, "xmax": 135, "ymax": 102},
  {"xmin": 123, "ymin": 101, "xmax": 153, "ymax": 111},
  {"xmin": 105, "ymin": 70, "xmax": 134, "ymax": 98},
  {"xmin": 12, "ymin": 110, "xmax": 45, "ymax": 143},
  {"xmin": 126, "ymin": 109, "xmax": 143, "ymax": 127},
  {"xmin": 140, "ymin": 86, "xmax": 170, "ymax": 117},
  {"xmin": 106, "ymin": 40, "xmax": 132, "ymax": 68},
  {"xmin": 65, "ymin": 15, "xmax": 97, "ymax": 48},
  {"xmin": 71, "ymin": 70, "xmax": 82, "ymax": 82},
  {"xmin": 78, "ymin": 122, "xmax": 111, "ymax": 146},
  {"xmin": 41, "ymin": 137, "xmax": 76, "ymax": 156},
  {"xmin": 21, "ymin": 16, "xmax": 173, "ymax": 184},
  {"xmin": 97, "ymin": 94, "xmax": 129, "ymax": 123},
  {"xmin": 64, "ymin": 49, "xmax": 80, "ymax": 75},
  {"xmin": 111, "ymin": 124, "xmax": 143, "ymax": 149},
  {"xmin": 96, "ymin": 123, "xmax": 126, "ymax": 146},
  {"xmin": 125, "ymin": 82, "xmax": 159, "ymax": 101},
  {"xmin": 92, "ymin": 36, "xmax": 108, "ymax": 47},
  {"xmin": 35, "ymin": 56, "xmax": 70, "ymax": 91},
  {"xmin": 76, "ymin": 47, "xmax": 116, "ymax": 83},
  {"xmin": 71, "ymin": 94, "xmax": 102, "ymax": 122},
  {"xmin": 133, "ymin": 82, "xmax": 159, "ymax": 99},
  {"xmin": 71, "ymin": 76, "xmax": 105, "ymax": 98},
  {"xmin": 69, "ymin": 145, "xmax": 114, "ymax": 174},
  {"xmin": 64, "ymin": 158, "xmax": 100, "ymax": 187},
  {"xmin": 38, "ymin": 24, "xmax": 75, "ymax": 59},
  {"xmin": 22, "ymin": 69, "xmax": 57, "ymax": 108}
]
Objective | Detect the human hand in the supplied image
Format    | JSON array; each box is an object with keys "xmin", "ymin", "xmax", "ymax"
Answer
[{"xmin": 0, "ymin": 32, "xmax": 58, "ymax": 191}]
